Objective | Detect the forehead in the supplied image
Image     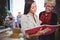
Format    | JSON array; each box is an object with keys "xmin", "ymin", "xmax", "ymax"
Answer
[
  {"xmin": 8, "ymin": 14, "xmax": 12, "ymax": 16},
  {"xmin": 18, "ymin": 12, "xmax": 21, "ymax": 13},
  {"xmin": 46, "ymin": 2, "xmax": 53, "ymax": 6},
  {"xmin": 31, "ymin": 2, "xmax": 36, "ymax": 6},
  {"xmin": 18, "ymin": 12, "xmax": 21, "ymax": 15}
]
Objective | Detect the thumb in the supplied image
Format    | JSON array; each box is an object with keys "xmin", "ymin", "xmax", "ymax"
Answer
[{"xmin": 39, "ymin": 28, "xmax": 43, "ymax": 31}]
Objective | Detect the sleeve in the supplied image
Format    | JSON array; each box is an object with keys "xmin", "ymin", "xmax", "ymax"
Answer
[
  {"xmin": 43, "ymin": 13, "xmax": 58, "ymax": 35},
  {"xmin": 21, "ymin": 15, "xmax": 28, "ymax": 35},
  {"xmin": 50, "ymin": 13, "xmax": 57, "ymax": 25},
  {"xmin": 5, "ymin": 16, "xmax": 9, "ymax": 21},
  {"xmin": 50, "ymin": 13, "xmax": 58, "ymax": 31},
  {"xmin": 13, "ymin": 17, "xmax": 15, "ymax": 20},
  {"xmin": 39, "ymin": 12, "xmax": 43, "ymax": 25}
]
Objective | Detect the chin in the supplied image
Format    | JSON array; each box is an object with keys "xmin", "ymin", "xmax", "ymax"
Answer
[{"xmin": 46, "ymin": 11, "xmax": 51, "ymax": 13}]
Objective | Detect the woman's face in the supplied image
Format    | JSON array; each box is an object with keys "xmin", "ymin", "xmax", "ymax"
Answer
[
  {"xmin": 45, "ymin": 3, "xmax": 54, "ymax": 13},
  {"xmin": 30, "ymin": 2, "xmax": 37, "ymax": 14}
]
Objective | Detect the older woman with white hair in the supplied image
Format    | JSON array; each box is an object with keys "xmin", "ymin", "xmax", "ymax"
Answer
[{"xmin": 39, "ymin": 0, "xmax": 57, "ymax": 40}]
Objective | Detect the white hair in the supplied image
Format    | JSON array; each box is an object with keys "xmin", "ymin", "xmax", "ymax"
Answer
[{"xmin": 44, "ymin": 0, "xmax": 56, "ymax": 6}]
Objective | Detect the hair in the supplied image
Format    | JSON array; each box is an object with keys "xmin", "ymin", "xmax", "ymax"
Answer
[
  {"xmin": 24, "ymin": 0, "xmax": 35, "ymax": 15},
  {"xmin": 8, "ymin": 13, "xmax": 12, "ymax": 16},
  {"xmin": 44, "ymin": 0, "xmax": 56, "ymax": 7}
]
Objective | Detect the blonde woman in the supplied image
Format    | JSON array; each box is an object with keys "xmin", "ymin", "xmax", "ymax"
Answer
[{"xmin": 39, "ymin": 0, "xmax": 57, "ymax": 40}]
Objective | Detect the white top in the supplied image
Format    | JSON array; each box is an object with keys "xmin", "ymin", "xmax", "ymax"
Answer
[{"xmin": 21, "ymin": 14, "xmax": 42, "ymax": 34}]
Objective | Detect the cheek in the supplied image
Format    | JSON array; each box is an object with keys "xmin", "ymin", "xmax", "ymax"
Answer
[
  {"xmin": 32, "ymin": 8, "xmax": 36, "ymax": 13},
  {"xmin": 49, "ymin": 8, "xmax": 53, "ymax": 11},
  {"xmin": 46, "ymin": 7, "xmax": 52, "ymax": 11}
]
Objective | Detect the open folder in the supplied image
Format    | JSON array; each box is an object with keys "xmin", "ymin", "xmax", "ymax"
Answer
[{"xmin": 25, "ymin": 25, "xmax": 60, "ymax": 35}]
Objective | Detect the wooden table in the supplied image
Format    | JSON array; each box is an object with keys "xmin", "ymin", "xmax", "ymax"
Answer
[{"xmin": 0, "ymin": 28, "xmax": 26, "ymax": 40}]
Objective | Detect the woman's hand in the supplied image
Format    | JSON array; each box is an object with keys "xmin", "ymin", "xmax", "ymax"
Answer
[
  {"xmin": 28, "ymin": 28, "xmax": 43, "ymax": 37},
  {"xmin": 35, "ymin": 31, "xmax": 44, "ymax": 36},
  {"xmin": 29, "ymin": 31, "xmax": 43, "ymax": 37},
  {"xmin": 25, "ymin": 33, "xmax": 30, "ymax": 39},
  {"xmin": 25, "ymin": 28, "xmax": 43, "ymax": 38},
  {"xmin": 42, "ymin": 28, "xmax": 51, "ymax": 34},
  {"xmin": 34, "ymin": 28, "xmax": 43, "ymax": 36}
]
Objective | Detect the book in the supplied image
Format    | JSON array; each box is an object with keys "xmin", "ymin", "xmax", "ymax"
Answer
[
  {"xmin": 25, "ymin": 25, "xmax": 60, "ymax": 35},
  {"xmin": 43, "ymin": 25, "xmax": 60, "ymax": 35},
  {"xmin": 25, "ymin": 27, "xmax": 42, "ymax": 35}
]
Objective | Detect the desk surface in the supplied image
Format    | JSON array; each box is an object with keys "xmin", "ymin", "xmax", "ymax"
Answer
[{"xmin": 0, "ymin": 28, "xmax": 26, "ymax": 40}]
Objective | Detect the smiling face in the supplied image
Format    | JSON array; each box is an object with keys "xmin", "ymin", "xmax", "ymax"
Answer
[
  {"xmin": 29, "ymin": 2, "xmax": 37, "ymax": 14},
  {"xmin": 45, "ymin": 2, "xmax": 54, "ymax": 13}
]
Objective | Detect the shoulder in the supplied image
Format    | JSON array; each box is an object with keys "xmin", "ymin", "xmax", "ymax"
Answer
[
  {"xmin": 39, "ymin": 11, "xmax": 45, "ymax": 16},
  {"xmin": 21, "ymin": 15, "xmax": 27, "ymax": 18},
  {"xmin": 51, "ymin": 12, "xmax": 57, "ymax": 21},
  {"xmin": 39, "ymin": 11, "xmax": 45, "ymax": 18},
  {"xmin": 35, "ymin": 14, "xmax": 38, "ymax": 18},
  {"xmin": 21, "ymin": 15, "xmax": 28, "ymax": 20},
  {"xmin": 39, "ymin": 11, "xmax": 45, "ymax": 14},
  {"xmin": 5, "ymin": 16, "xmax": 9, "ymax": 20},
  {"xmin": 52, "ymin": 12, "xmax": 57, "ymax": 17}
]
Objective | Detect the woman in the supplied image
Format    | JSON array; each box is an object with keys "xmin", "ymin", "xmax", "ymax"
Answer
[
  {"xmin": 21, "ymin": 0, "xmax": 43, "ymax": 40},
  {"xmin": 39, "ymin": 0, "xmax": 57, "ymax": 40}
]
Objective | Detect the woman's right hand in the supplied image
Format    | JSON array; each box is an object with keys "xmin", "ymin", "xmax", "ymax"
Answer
[
  {"xmin": 35, "ymin": 31, "xmax": 44, "ymax": 36},
  {"xmin": 25, "ymin": 28, "xmax": 43, "ymax": 38},
  {"xmin": 25, "ymin": 33, "xmax": 30, "ymax": 39},
  {"xmin": 41, "ymin": 28, "xmax": 52, "ymax": 34},
  {"xmin": 34, "ymin": 28, "xmax": 43, "ymax": 36}
]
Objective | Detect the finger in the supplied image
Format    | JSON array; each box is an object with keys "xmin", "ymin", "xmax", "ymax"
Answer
[{"xmin": 39, "ymin": 28, "xmax": 43, "ymax": 31}]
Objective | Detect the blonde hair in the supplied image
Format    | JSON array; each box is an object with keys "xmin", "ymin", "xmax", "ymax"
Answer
[{"xmin": 44, "ymin": 0, "xmax": 56, "ymax": 6}]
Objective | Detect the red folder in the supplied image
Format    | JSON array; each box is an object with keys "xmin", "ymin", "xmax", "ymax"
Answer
[
  {"xmin": 43, "ymin": 25, "xmax": 58, "ymax": 35},
  {"xmin": 25, "ymin": 27, "xmax": 42, "ymax": 35},
  {"xmin": 25, "ymin": 25, "xmax": 59, "ymax": 35}
]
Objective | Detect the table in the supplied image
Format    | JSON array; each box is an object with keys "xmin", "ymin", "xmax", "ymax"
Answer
[{"xmin": 0, "ymin": 28, "xmax": 25, "ymax": 40}]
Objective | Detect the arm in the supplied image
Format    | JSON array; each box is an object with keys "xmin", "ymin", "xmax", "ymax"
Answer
[
  {"xmin": 29, "ymin": 31, "xmax": 43, "ymax": 37},
  {"xmin": 50, "ymin": 13, "xmax": 57, "ymax": 25},
  {"xmin": 39, "ymin": 12, "xmax": 42, "ymax": 20},
  {"xmin": 4, "ymin": 20, "xmax": 6, "ymax": 25},
  {"xmin": 4, "ymin": 17, "xmax": 8, "ymax": 27},
  {"xmin": 42, "ymin": 13, "xmax": 58, "ymax": 35},
  {"xmin": 21, "ymin": 15, "xmax": 30, "ymax": 38},
  {"xmin": 39, "ymin": 12, "xmax": 44, "ymax": 25}
]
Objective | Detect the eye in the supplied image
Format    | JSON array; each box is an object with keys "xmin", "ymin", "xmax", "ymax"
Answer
[
  {"xmin": 46, "ymin": 5, "xmax": 54, "ymax": 8},
  {"xmin": 32, "ymin": 6, "xmax": 36, "ymax": 9},
  {"xmin": 31, "ymin": 6, "xmax": 34, "ymax": 9}
]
